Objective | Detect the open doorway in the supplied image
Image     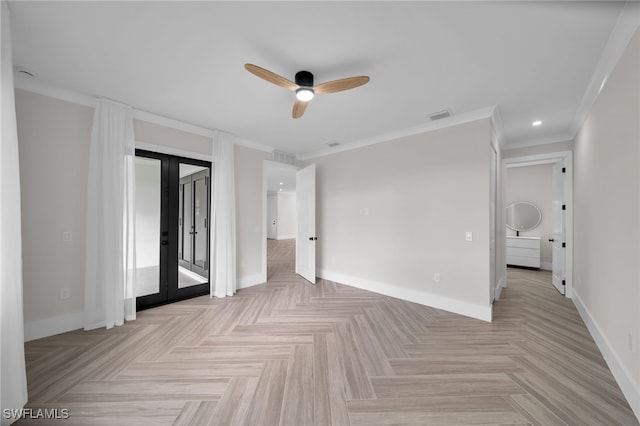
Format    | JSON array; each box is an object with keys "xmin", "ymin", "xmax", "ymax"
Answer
[
  {"xmin": 502, "ymin": 151, "xmax": 573, "ymax": 298},
  {"xmin": 264, "ymin": 161, "xmax": 298, "ymax": 280}
]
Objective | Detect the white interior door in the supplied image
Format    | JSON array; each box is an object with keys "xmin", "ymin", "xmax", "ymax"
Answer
[
  {"xmin": 296, "ymin": 164, "xmax": 316, "ymax": 284},
  {"xmin": 267, "ymin": 194, "xmax": 277, "ymax": 239},
  {"xmin": 551, "ymin": 162, "xmax": 566, "ymax": 295}
]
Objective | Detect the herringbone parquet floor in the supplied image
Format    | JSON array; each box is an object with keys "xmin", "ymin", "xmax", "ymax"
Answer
[{"xmin": 19, "ymin": 239, "xmax": 637, "ymax": 425}]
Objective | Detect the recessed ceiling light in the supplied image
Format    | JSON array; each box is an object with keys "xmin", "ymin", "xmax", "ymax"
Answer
[
  {"xmin": 532, "ymin": 120, "xmax": 542, "ymax": 126},
  {"xmin": 279, "ymin": 188, "xmax": 283, "ymax": 192},
  {"xmin": 279, "ymin": 182, "xmax": 283, "ymax": 185}
]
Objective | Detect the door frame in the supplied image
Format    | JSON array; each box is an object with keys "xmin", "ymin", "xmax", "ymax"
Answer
[
  {"xmin": 490, "ymin": 145, "xmax": 497, "ymax": 302},
  {"xmin": 502, "ymin": 150, "xmax": 574, "ymax": 298},
  {"xmin": 261, "ymin": 160, "xmax": 300, "ymax": 283}
]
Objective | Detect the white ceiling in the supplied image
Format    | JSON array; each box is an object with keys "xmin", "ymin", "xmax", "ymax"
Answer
[{"xmin": 8, "ymin": 1, "xmax": 629, "ymax": 156}]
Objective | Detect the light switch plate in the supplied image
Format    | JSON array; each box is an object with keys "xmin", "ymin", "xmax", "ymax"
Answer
[
  {"xmin": 465, "ymin": 231, "xmax": 473, "ymax": 241},
  {"xmin": 60, "ymin": 288, "xmax": 70, "ymax": 300}
]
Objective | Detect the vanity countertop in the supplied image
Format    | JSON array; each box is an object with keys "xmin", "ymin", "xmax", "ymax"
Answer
[{"xmin": 507, "ymin": 236, "xmax": 540, "ymax": 240}]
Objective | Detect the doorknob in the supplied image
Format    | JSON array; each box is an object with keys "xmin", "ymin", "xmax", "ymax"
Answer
[
  {"xmin": 548, "ymin": 238, "xmax": 555, "ymax": 242},
  {"xmin": 309, "ymin": 237, "xmax": 317, "ymax": 241}
]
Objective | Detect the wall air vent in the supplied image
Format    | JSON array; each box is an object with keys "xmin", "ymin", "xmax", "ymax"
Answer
[
  {"xmin": 272, "ymin": 150, "xmax": 296, "ymax": 166},
  {"xmin": 429, "ymin": 109, "xmax": 452, "ymax": 121}
]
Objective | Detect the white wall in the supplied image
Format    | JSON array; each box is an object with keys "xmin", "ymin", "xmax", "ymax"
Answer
[
  {"xmin": 573, "ymin": 29, "xmax": 639, "ymax": 417},
  {"xmin": 235, "ymin": 144, "xmax": 271, "ymax": 285},
  {"xmin": 312, "ymin": 118, "xmax": 493, "ymax": 321},
  {"xmin": 506, "ymin": 164, "xmax": 553, "ymax": 268},
  {"xmin": 276, "ymin": 192, "xmax": 296, "ymax": 240},
  {"xmin": 16, "ymin": 90, "xmax": 92, "ymax": 337},
  {"xmin": 15, "ymin": 89, "xmax": 269, "ymax": 339}
]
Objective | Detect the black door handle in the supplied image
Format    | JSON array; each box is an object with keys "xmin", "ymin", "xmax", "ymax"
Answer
[
  {"xmin": 548, "ymin": 239, "xmax": 555, "ymax": 242},
  {"xmin": 161, "ymin": 240, "xmax": 168, "ymax": 246},
  {"xmin": 309, "ymin": 237, "xmax": 317, "ymax": 241}
]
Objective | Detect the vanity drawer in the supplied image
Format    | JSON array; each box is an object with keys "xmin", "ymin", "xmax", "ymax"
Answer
[
  {"xmin": 507, "ymin": 237, "xmax": 540, "ymax": 249},
  {"xmin": 506, "ymin": 236, "xmax": 540, "ymax": 268}
]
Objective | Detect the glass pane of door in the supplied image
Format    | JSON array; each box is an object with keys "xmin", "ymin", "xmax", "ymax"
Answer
[
  {"xmin": 178, "ymin": 164, "xmax": 208, "ymax": 289},
  {"xmin": 194, "ymin": 174, "xmax": 208, "ymax": 272},
  {"xmin": 182, "ymin": 180, "xmax": 192, "ymax": 263},
  {"xmin": 135, "ymin": 157, "xmax": 161, "ymax": 297}
]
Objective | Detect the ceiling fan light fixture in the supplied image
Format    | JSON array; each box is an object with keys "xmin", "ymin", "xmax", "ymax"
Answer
[{"xmin": 296, "ymin": 88, "xmax": 314, "ymax": 102}]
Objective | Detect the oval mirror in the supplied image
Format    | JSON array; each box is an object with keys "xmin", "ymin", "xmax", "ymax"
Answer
[{"xmin": 506, "ymin": 201, "xmax": 541, "ymax": 231}]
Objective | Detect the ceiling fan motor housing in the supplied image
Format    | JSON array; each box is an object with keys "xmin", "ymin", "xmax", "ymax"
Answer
[{"xmin": 295, "ymin": 71, "xmax": 314, "ymax": 87}]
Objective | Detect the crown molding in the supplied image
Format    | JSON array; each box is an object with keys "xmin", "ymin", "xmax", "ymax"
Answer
[
  {"xmin": 14, "ymin": 76, "xmax": 95, "ymax": 107},
  {"xmin": 490, "ymin": 105, "xmax": 506, "ymax": 149},
  {"xmin": 14, "ymin": 75, "xmax": 275, "ymax": 153},
  {"xmin": 569, "ymin": 1, "xmax": 640, "ymax": 139},
  {"xmin": 298, "ymin": 105, "xmax": 497, "ymax": 161}
]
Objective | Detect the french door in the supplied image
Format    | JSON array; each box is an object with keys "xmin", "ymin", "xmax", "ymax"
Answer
[{"xmin": 135, "ymin": 150, "xmax": 211, "ymax": 310}]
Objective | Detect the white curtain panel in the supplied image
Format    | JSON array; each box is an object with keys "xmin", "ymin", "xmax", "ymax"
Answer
[
  {"xmin": 211, "ymin": 131, "xmax": 237, "ymax": 297},
  {"xmin": 84, "ymin": 99, "xmax": 137, "ymax": 330},
  {"xmin": 0, "ymin": 2, "xmax": 28, "ymax": 422}
]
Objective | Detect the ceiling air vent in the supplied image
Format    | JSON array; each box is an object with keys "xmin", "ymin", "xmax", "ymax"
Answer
[
  {"xmin": 273, "ymin": 150, "xmax": 296, "ymax": 166},
  {"xmin": 327, "ymin": 141, "xmax": 340, "ymax": 147},
  {"xmin": 429, "ymin": 109, "xmax": 452, "ymax": 121}
]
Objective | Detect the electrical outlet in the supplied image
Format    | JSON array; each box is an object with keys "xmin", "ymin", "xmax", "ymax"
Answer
[
  {"xmin": 60, "ymin": 288, "xmax": 70, "ymax": 300},
  {"xmin": 62, "ymin": 231, "xmax": 72, "ymax": 242},
  {"xmin": 433, "ymin": 272, "xmax": 441, "ymax": 283}
]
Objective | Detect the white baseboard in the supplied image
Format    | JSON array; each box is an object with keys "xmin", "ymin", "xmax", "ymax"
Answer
[
  {"xmin": 318, "ymin": 269, "xmax": 492, "ymax": 322},
  {"xmin": 237, "ymin": 273, "xmax": 266, "ymax": 290},
  {"xmin": 572, "ymin": 291, "xmax": 640, "ymax": 422},
  {"xmin": 24, "ymin": 312, "xmax": 84, "ymax": 342},
  {"xmin": 276, "ymin": 234, "xmax": 296, "ymax": 240},
  {"xmin": 540, "ymin": 261, "xmax": 552, "ymax": 271},
  {"xmin": 25, "ymin": 274, "xmax": 267, "ymax": 342}
]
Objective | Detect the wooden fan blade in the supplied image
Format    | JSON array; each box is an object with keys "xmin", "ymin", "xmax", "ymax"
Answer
[
  {"xmin": 244, "ymin": 64, "xmax": 299, "ymax": 91},
  {"xmin": 292, "ymin": 99, "xmax": 308, "ymax": 119},
  {"xmin": 313, "ymin": 76, "xmax": 370, "ymax": 94}
]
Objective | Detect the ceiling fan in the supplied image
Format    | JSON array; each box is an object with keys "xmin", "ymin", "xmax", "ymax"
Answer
[{"xmin": 244, "ymin": 63, "xmax": 370, "ymax": 119}]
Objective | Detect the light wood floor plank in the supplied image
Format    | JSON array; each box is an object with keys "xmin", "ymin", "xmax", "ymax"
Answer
[
  {"xmin": 279, "ymin": 345, "xmax": 314, "ymax": 425},
  {"xmin": 18, "ymin": 242, "xmax": 638, "ymax": 425},
  {"xmin": 208, "ymin": 378, "xmax": 258, "ymax": 426},
  {"xmin": 347, "ymin": 395, "xmax": 527, "ymax": 425}
]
